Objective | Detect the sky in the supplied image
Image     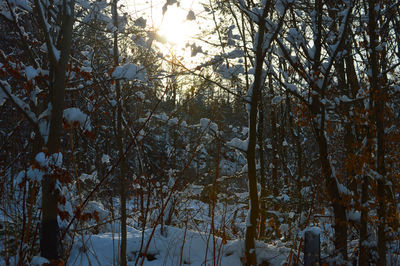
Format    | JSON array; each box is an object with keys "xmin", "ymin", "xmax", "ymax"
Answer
[{"xmin": 123, "ymin": 0, "xmax": 205, "ymax": 51}]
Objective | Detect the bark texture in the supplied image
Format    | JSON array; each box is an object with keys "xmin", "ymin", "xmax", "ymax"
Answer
[{"xmin": 36, "ymin": 0, "xmax": 75, "ymax": 260}]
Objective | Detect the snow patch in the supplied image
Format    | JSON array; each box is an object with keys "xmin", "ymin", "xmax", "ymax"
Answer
[
  {"xmin": 31, "ymin": 256, "xmax": 49, "ymax": 266},
  {"xmin": 35, "ymin": 152, "xmax": 63, "ymax": 168},
  {"xmin": 227, "ymin": 137, "xmax": 248, "ymax": 152},
  {"xmin": 63, "ymin": 107, "xmax": 92, "ymax": 131},
  {"xmin": 112, "ymin": 63, "xmax": 147, "ymax": 81},
  {"xmin": 25, "ymin": 66, "xmax": 40, "ymax": 81},
  {"xmin": 101, "ymin": 154, "xmax": 110, "ymax": 164}
]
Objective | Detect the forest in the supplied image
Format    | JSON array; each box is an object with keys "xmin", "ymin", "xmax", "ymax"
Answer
[{"xmin": 0, "ymin": 0, "xmax": 399, "ymax": 265}]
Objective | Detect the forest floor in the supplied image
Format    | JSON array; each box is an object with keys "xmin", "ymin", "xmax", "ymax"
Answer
[
  {"xmin": 62, "ymin": 195, "xmax": 292, "ymax": 265},
  {"xmin": 65, "ymin": 224, "xmax": 291, "ymax": 265}
]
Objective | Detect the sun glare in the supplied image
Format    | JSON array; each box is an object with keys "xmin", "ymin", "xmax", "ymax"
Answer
[
  {"xmin": 125, "ymin": 0, "xmax": 203, "ymax": 59},
  {"xmin": 158, "ymin": 6, "xmax": 194, "ymax": 46}
]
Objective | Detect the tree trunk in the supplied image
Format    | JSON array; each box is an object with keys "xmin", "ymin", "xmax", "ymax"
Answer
[
  {"xmin": 244, "ymin": 7, "xmax": 268, "ymax": 264},
  {"xmin": 269, "ymin": 82, "xmax": 278, "ymax": 197},
  {"xmin": 112, "ymin": 1, "xmax": 127, "ymax": 265},
  {"xmin": 368, "ymin": 1, "xmax": 386, "ymax": 264},
  {"xmin": 36, "ymin": 0, "xmax": 75, "ymax": 260},
  {"xmin": 359, "ymin": 174, "xmax": 369, "ymax": 265},
  {"xmin": 316, "ymin": 131, "xmax": 348, "ymax": 260},
  {"xmin": 245, "ymin": 87, "xmax": 260, "ymax": 266},
  {"xmin": 312, "ymin": 0, "xmax": 348, "ymax": 260},
  {"xmin": 286, "ymin": 95, "xmax": 303, "ymax": 213},
  {"xmin": 258, "ymin": 98, "xmax": 267, "ymax": 238}
]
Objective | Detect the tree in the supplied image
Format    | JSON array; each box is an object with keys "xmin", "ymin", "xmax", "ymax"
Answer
[
  {"xmin": 111, "ymin": 0, "xmax": 127, "ymax": 264},
  {"xmin": 1, "ymin": 0, "xmax": 399, "ymax": 264},
  {"xmin": 219, "ymin": 1, "xmax": 289, "ymax": 263}
]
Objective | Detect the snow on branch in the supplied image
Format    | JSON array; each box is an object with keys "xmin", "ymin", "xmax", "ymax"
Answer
[
  {"xmin": 34, "ymin": 0, "xmax": 61, "ymax": 64},
  {"xmin": 319, "ymin": 4, "xmax": 353, "ymax": 90},
  {"xmin": 0, "ymin": 80, "xmax": 39, "ymax": 129},
  {"xmin": 198, "ymin": 118, "xmax": 218, "ymax": 135},
  {"xmin": 63, "ymin": 107, "xmax": 92, "ymax": 131},
  {"xmin": 227, "ymin": 137, "xmax": 249, "ymax": 152},
  {"xmin": 112, "ymin": 63, "xmax": 147, "ymax": 82}
]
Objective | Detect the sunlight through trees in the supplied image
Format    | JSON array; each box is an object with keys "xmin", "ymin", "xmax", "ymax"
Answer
[{"xmin": 0, "ymin": 0, "xmax": 400, "ymax": 265}]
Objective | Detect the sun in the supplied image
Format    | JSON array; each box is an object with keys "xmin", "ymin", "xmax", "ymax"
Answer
[
  {"xmin": 125, "ymin": 0, "xmax": 202, "ymax": 59},
  {"xmin": 157, "ymin": 5, "xmax": 196, "ymax": 46}
]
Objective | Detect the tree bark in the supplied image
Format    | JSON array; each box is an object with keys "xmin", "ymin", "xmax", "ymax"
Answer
[
  {"xmin": 269, "ymin": 82, "xmax": 279, "ymax": 197},
  {"xmin": 316, "ymin": 130, "xmax": 348, "ymax": 260},
  {"xmin": 244, "ymin": 6, "xmax": 268, "ymax": 264},
  {"xmin": 312, "ymin": 0, "xmax": 348, "ymax": 260},
  {"xmin": 112, "ymin": 1, "xmax": 127, "ymax": 265},
  {"xmin": 37, "ymin": 0, "xmax": 75, "ymax": 260},
  {"xmin": 368, "ymin": 1, "xmax": 386, "ymax": 264},
  {"xmin": 359, "ymin": 174, "xmax": 369, "ymax": 265},
  {"xmin": 258, "ymin": 98, "xmax": 267, "ymax": 238}
]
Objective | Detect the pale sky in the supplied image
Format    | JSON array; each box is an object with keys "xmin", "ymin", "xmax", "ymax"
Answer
[{"xmin": 123, "ymin": 0, "xmax": 204, "ymax": 46}]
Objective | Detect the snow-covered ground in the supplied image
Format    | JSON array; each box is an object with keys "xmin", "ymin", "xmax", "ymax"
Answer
[
  {"xmin": 64, "ymin": 194, "xmax": 291, "ymax": 265},
  {"xmin": 66, "ymin": 225, "xmax": 290, "ymax": 266}
]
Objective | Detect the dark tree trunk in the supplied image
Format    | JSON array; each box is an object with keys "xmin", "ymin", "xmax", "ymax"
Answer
[
  {"xmin": 317, "ymin": 131, "xmax": 348, "ymax": 260},
  {"xmin": 258, "ymin": 98, "xmax": 267, "ymax": 238},
  {"xmin": 269, "ymin": 82, "xmax": 278, "ymax": 197},
  {"xmin": 244, "ymin": 5, "xmax": 269, "ymax": 264},
  {"xmin": 359, "ymin": 175, "xmax": 369, "ymax": 265},
  {"xmin": 312, "ymin": 0, "xmax": 348, "ymax": 260},
  {"xmin": 368, "ymin": 1, "xmax": 386, "ymax": 264},
  {"xmin": 112, "ymin": 1, "xmax": 127, "ymax": 265},
  {"xmin": 36, "ymin": 0, "xmax": 75, "ymax": 260}
]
